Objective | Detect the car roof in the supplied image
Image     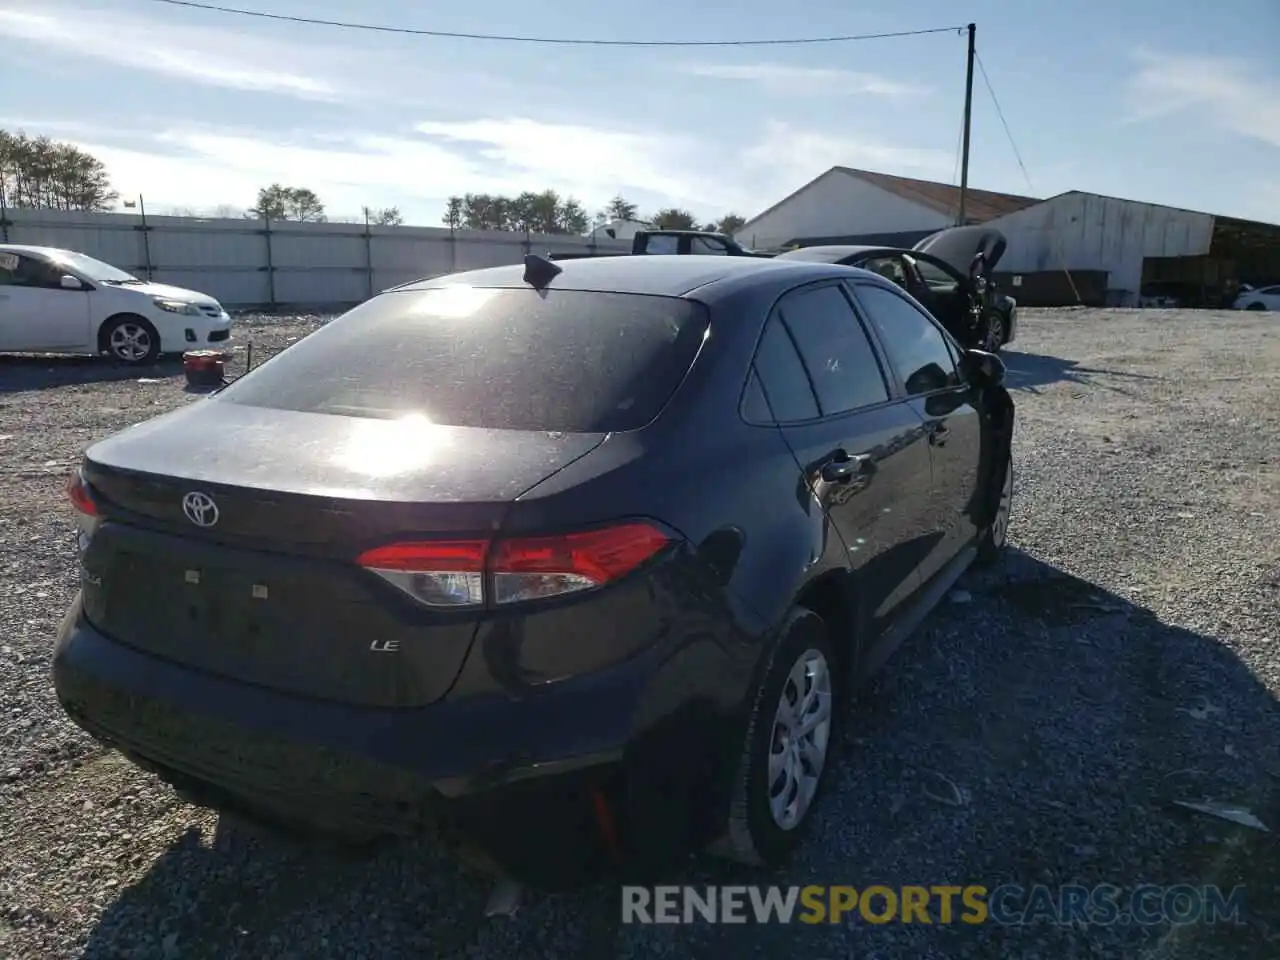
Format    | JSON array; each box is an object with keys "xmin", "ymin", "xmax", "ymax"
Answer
[
  {"xmin": 392, "ymin": 254, "xmax": 880, "ymax": 301},
  {"xmin": 0, "ymin": 244, "xmax": 66, "ymax": 257},
  {"xmin": 775, "ymin": 245, "xmax": 894, "ymax": 261}
]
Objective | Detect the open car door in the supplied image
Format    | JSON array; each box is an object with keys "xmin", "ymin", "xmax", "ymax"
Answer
[{"xmin": 899, "ymin": 252, "xmax": 975, "ymax": 342}]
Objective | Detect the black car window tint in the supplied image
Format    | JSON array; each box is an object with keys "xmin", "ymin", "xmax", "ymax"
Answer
[
  {"xmin": 751, "ymin": 315, "xmax": 820, "ymax": 422},
  {"xmin": 855, "ymin": 284, "xmax": 961, "ymax": 396},
  {"xmin": 777, "ymin": 284, "xmax": 890, "ymax": 416},
  {"xmin": 909, "ymin": 255, "xmax": 958, "ymax": 288},
  {"xmin": 215, "ymin": 288, "xmax": 709, "ymax": 432}
]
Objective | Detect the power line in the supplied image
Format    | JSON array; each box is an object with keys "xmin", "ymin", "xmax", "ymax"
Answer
[
  {"xmin": 944, "ymin": 104, "xmax": 965, "ymax": 223},
  {"xmin": 974, "ymin": 50, "xmax": 1032, "ymax": 193},
  {"xmin": 975, "ymin": 49, "xmax": 1081, "ymax": 304},
  {"xmin": 139, "ymin": 0, "xmax": 965, "ymax": 47}
]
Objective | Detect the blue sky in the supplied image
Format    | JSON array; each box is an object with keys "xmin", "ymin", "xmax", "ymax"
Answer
[{"xmin": 2, "ymin": 0, "xmax": 1278, "ymax": 226}]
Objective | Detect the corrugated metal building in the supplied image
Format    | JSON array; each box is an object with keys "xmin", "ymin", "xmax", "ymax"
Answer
[
  {"xmin": 982, "ymin": 191, "xmax": 1213, "ymax": 304},
  {"xmin": 737, "ymin": 167, "xmax": 1280, "ymax": 306}
]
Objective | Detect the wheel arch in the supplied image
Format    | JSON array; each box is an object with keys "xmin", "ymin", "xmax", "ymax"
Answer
[
  {"xmin": 730, "ymin": 559, "xmax": 864, "ymax": 725},
  {"xmin": 792, "ymin": 569, "xmax": 861, "ymax": 692}
]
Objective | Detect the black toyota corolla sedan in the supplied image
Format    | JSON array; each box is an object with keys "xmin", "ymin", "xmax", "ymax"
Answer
[{"xmin": 52, "ymin": 253, "xmax": 1015, "ymax": 889}]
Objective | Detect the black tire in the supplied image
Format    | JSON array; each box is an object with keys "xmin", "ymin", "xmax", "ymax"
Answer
[
  {"xmin": 1246, "ymin": 302, "xmax": 1267, "ymax": 311},
  {"xmin": 713, "ymin": 607, "xmax": 841, "ymax": 866},
  {"xmin": 99, "ymin": 314, "xmax": 161, "ymax": 365},
  {"xmin": 976, "ymin": 449, "xmax": 1013, "ymax": 565},
  {"xmin": 980, "ymin": 310, "xmax": 1007, "ymax": 353}
]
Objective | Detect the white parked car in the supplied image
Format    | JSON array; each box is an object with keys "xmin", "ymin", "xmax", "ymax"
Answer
[
  {"xmin": 0, "ymin": 244, "xmax": 232, "ymax": 365},
  {"xmin": 1233, "ymin": 285, "xmax": 1280, "ymax": 311}
]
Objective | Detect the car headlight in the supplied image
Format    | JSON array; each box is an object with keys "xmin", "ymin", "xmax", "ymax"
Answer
[{"xmin": 153, "ymin": 298, "xmax": 202, "ymax": 316}]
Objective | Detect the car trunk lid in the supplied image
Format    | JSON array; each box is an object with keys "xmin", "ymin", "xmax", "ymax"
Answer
[{"xmin": 78, "ymin": 400, "xmax": 607, "ymax": 707}]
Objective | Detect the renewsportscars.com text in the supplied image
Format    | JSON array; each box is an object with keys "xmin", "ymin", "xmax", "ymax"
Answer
[{"xmin": 621, "ymin": 884, "xmax": 1247, "ymax": 926}]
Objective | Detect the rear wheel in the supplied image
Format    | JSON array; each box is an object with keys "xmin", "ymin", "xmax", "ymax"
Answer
[
  {"xmin": 100, "ymin": 314, "xmax": 161, "ymax": 365},
  {"xmin": 714, "ymin": 607, "xmax": 840, "ymax": 866},
  {"xmin": 1247, "ymin": 302, "xmax": 1267, "ymax": 311}
]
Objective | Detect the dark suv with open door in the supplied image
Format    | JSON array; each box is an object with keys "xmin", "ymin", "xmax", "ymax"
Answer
[{"xmin": 774, "ymin": 226, "xmax": 1017, "ymax": 352}]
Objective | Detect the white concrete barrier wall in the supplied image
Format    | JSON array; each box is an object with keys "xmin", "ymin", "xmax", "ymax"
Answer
[{"xmin": 1, "ymin": 209, "xmax": 633, "ymax": 309}]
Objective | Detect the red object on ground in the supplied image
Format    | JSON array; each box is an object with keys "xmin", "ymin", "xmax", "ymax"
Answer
[{"xmin": 183, "ymin": 349, "xmax": 229, "ymax": 387}]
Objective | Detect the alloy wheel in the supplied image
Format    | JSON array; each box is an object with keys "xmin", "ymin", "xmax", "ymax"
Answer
[
  {"xmin": 767, "ymin": 649, "xmax": 833, "ymax": 831},
  {"xmin": 109, "ymin": 323, "xmax": 153, "ymax": 362},
  {"xmin": 984, "ymin": 314, "xmax": 1005, "ymax": 352}
]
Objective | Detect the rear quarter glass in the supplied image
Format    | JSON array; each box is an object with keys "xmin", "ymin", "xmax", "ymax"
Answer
[{"xmin": 214, "ymin": 287, "xmax": 710, "ymax": 433}]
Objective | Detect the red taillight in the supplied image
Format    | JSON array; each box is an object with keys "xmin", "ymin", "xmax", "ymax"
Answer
[
  {"xmin": 356, "ymin": 522, "xmax": 672, "ymax": 608},
  {"xmin": 356, "ymin": 540, "xmax": 488, "ymax": 572},
  {"xmin": 66, "ymin": 468, "xmax": 98, "ymax": 517},
  {"xmin": 490, "ymin": 523, "xmax": 672, "ymax": 605}
]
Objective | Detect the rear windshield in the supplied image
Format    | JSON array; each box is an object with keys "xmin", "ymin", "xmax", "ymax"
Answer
[{"xmin": 215, "ymin": 286, "xmax": 709, "ymax": 432}]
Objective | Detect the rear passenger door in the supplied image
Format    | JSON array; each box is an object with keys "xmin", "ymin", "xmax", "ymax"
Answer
[
  {"xmin": 745, "ymin": 281, "xmax": 935, "ymax": 637},
  {"xmin": 848, "ymin": 281, "xmax": 984, "ymax": 584}
]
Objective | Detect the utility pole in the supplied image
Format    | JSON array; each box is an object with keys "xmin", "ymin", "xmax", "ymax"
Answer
[
  {"xmin": 124, "ymin": 194, "xmax": 153, "ymax": 279},
  {"xmin": 139, "ymin": 194, "xmax": 153, "ymax": 280},
  {"xmin": 957, "ymin": 22, "xmax": 976, "ymax": 227}
]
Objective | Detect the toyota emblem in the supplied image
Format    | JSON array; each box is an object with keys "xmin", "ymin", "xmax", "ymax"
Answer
[{"xmin": 182, "ymin": 491, "xmax": 219, "ymax": 527}]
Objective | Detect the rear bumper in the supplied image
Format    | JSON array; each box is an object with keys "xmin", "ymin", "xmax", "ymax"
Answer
[{"xmin": 51, "ymin": 593, "xmax": 745, "ymax": 880}]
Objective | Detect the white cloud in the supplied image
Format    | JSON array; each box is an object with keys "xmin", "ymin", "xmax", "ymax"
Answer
[
  {"xmin": 47, "ymin": 115, "xmax": 952, "ymax": 223},
  {"xmin": 740, "ymin": 120, "xmax": 952, "ymax": 198},
  {"xmin": 57, "ymin": 120, "xmax": 700, "ymax": 219},
  {"xmin": 415, "ymin": 119, "xmax": 700, "ymax": 207},
  {"xmin": 1124, "ymin": 49, "xmax": 1280, "ymax": 148},
  {"xmin": 0, "ymin": 5, "xmax": 340, "ymax": 100},
  {"xmin": 678, "ymin": 63, "xmax": 930, "ymax": 99},
  {"xmin": 78, "ymin": 130, "xmax": 478, "ymax": 218}
]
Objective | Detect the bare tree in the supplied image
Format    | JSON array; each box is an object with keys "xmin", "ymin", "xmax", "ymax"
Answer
[
  {"xmin": 364, "ymin": 205, "xmax": 403, "ymax": 226},
  {"xmin": 0, "ymin": 129, "xmax": 117, "ymax": 211},
  {"xmin": 715, "ymin": 213, "xmax": 746, "ymax": 235},
  {"xmin": 650, "ymin": 207, "xmax": 699, "ymax": 230},
  {"xmin": 443, "ymin": 192, "xmax": 592, "ymax": 233},
  {"xmin": 250, "ymin": 184, "xmax": 326, "ymax": 221},
  {"xmin": 601, "ymin": 195, "xmax": 638, "ymax": 222},
  {"xmin": 443, "ymin": 196, "xmax": 463, "ymax": 229}
]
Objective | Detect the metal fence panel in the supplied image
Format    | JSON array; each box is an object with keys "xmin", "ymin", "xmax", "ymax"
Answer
[{"xmin": 1, "ymin": 209, "xmax": 632, "ymax": 309}]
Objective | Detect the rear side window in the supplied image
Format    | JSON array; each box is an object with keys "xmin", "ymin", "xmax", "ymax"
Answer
[
  {"xmin": 777, "ymin": 284, "xmax": 890, "ymax": 415},
  {"xmin": 215, "ymin": 287, "xmax": 709, "ymax": 432},
  {"xmin": 750, "ymin": 316, "xmax": 820, "ymax": 422}
]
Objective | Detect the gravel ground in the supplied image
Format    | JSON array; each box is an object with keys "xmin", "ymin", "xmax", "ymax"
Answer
[{"xmin": 1, "ymin": 308, "xmax": 1277, "ymax": 959}]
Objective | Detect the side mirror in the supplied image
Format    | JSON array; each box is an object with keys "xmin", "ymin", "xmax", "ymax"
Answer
[
  {"xmin": 961, "ymin": 347, "xmax": 1005, "ymax": 386},
  {"xmin": 59, "ymin": 275, "xmax": 83, "ymax": 290},
  {"xmin": 968, "ymin": 251, "xmax": 985, "ymax": 281}
]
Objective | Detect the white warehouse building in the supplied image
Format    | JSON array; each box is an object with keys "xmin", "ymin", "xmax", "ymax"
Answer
[{"xmin": 735, "ymin": 167, "xmax": 1280, "ymax": 307}]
